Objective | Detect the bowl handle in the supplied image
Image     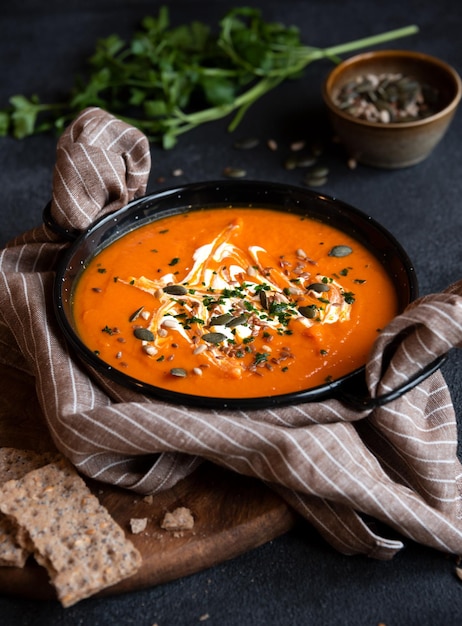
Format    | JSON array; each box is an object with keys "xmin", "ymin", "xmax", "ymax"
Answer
[
  {"xmin": 42, "ymin": 201, "xmax": 80, "ymax": 242},
  {"xmin": 339, "ymin": 353, "xmax": 448, "ymax": 411}
]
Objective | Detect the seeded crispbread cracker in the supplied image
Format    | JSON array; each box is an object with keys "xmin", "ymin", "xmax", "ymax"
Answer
[
  {"xmin": 0, "ymin": 456, "xmax": 142, "ymax": 607},
  {"xmin": 0, "ymin": 447, "xmax": 59, "ymax": 567}
]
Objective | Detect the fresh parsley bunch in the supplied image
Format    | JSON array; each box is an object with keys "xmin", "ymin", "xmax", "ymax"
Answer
[{"xmin": 0, "ymin": 6, "xmax": 417, "ymax": 148}]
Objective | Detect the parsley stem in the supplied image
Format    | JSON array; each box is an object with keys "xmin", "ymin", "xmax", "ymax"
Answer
[{"xmin": 0, "ymin": 7, "xmax": 419, "ymax": 147}]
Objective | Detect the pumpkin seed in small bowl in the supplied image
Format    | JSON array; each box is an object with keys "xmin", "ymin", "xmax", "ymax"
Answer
[{"xmin": 322, "ymin": 50, "xmax": 461, "ymax": 168}]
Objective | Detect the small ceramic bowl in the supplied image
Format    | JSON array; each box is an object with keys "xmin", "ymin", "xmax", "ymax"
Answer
[{"xmin": 322, "ymin": 50, "xmax": 462, "ymax": 168}]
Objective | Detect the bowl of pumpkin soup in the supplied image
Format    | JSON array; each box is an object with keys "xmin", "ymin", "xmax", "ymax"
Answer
[{"xmin": 54, "ymin": 180, "xmax": 418, "ymax": 409}]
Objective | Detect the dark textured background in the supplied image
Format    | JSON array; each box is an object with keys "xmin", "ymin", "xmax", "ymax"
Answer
[{"xmin": 1, "ymin": 1, "xmax": 462, "ymax": 624}]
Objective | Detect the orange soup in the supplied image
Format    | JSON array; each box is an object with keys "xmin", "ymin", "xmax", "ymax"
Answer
[{"xmin": 71, "ymin": 207, "xmax": 399, "ymax": 398}]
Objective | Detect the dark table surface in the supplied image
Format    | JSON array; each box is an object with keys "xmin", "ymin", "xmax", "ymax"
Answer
[{"xmin": 1, "ymin": 1, "xmax": 462, "ymax": 624}]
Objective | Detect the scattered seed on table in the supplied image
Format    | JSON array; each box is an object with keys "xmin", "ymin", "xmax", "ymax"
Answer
[
  {"xmin": 294, "ymin": 155, "xmax": 317, "ymax": 168},
  {"xmin": 285, "ymin": 154, "xmax": 317, "ymax": 170},
  {"xmin": 284, "ymin": 156, "xmax": 298, "ymax": 170},
  {"xmin": 304, "ymin": 173, "xmax": 328, "ymax": 187},
  {"xmin": 290, "ymin": 140, "xmax": 306, "ymax": 151},
  {"xmin": 347, "ymin": 157, "xmax": 358, "ymax": 170},
  {"xmin": 303, "ymin": 165, "xmax": 329, "ymax": 187},
  {"xmin": 267, "ymin": 138, "xmax": 278, "ymax": 151},
  {"xmin": 223, "ymin": 166, "xmax": 247, "ymax": 178},
  {"xmin": 311, "ymin": 142, "xmax": 324, "ymax": 157},
  {"xmin": 233, "ymin": 137, "xmax": 260, "ymax": 150},
  {"xmin": 311, "ymin": 166, "xmax": 329, "ymax": 178}
]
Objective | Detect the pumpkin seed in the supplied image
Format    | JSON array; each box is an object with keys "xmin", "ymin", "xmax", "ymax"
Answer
[
  {"xmin": 134, "ymin": 327, "xmax": 155, "ymax": 341},
  {"xmin": 284, "ymin": 156, "xmax": 298, "ymax": 170},
  {"xmin": 310, "ymin": 166, "xmax": 329, "ymax": 178},
  {"xmin": 210, "ymin": 313, "xmax": 235, "ymax": 326},
  {"xmin": 233, "ymin": 137, "xmax": 260, "ymax": 150},
  {"xmin": 333, "ymin": 72, "xmax": 440, "ymax": 123},
  {"xmin": 328, "ymin": 245, "xmax": 353, "ymax": 258},
  {"xmin": 202, "ymin": 332, "xmax": 227, "ymax": 344},
  {"xmin": 163, "ymin": 285, "xmax": 188, "ymax": 296},
  {"xmin": 307, "ymin": 282, "xmax": 330, "ymax": 293},
  {"xmin": 223, "ymin": 166, "xmax": 247, "ymax": 178},
  {"xmin": 259, "ymin": 290, "xmax": 269, "ymax": 310},
  {"xmin": 299, "ymin": 305, "xmax": 318, "ymax": 319},
  {"xmin": 294, "ymin": 155, "xmax": 317, "ymax": 168},
  {"xmin": 303, "ymin": 165, "xmax": 329, "ymax": 188},
  {"xmin": 304, "ymin": 174, "xmax": 328, "ymax": 188},
  {"xmin": 128, "ymin": 306, "xmax": 144, "ymax": 322},
  {"xmin": 226, "ymin": 313, "xmax": 248, "ymax": 328},
  {"xmin": 170, "ymin": 367, "xmax": 187, "ymax": 377}
]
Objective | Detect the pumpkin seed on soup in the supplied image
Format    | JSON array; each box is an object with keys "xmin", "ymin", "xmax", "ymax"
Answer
[
  {"xmin": 328, "ymin": 245, "xmax": 353, "ymax": 258},
  {"xmin": 170, "ymin": 367, "xmax": 187, "ymax": 377},
  {"xmin": 134, "ymin": 327, "xmax": 155, "ymax": 341},
  {"xmin": 163, "ymin": 285, "xmax": 188, "ymax": 296},
  {"xmin": 202, "ymin": 332, "xmax": 227, "ymax": 344}
]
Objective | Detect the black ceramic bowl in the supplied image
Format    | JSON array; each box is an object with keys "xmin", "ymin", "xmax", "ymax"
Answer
[{"xmin": 54, "ymin": 180, "xmax": 423, "ymax": 410}]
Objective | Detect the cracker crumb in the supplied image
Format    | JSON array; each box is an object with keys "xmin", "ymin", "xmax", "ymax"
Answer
[
  {"xmin": 347, "ymin": 157, "xmax": 358, "ymax": 170},
  {"xmin": 161, "ymin": 506, "xmax": 194, "ymax": 532},
  {"xmin": 130, "ymin": 517, "xmax": 148, "ymax": 534},
  {"xmin": 143, "ymin": 495, "xmax": 154, "ymax": 505}
]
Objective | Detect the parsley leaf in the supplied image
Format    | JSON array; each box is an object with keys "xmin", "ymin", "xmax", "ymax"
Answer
[{"xmin": 0, "ymin": 8, "xmax": 418, "ymax": 145}]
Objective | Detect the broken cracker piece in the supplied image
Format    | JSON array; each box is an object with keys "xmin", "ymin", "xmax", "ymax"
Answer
[
  {"xmin": 0, "ymin": 447, "xmax": 59, "ymax": 567},
  {"xmin": 161, "ymin": 507, "xmax": 194, "ymax": 532},
  {"xmin": 0, "ymin": 456, "xmax": 142, "ymax": 607}
]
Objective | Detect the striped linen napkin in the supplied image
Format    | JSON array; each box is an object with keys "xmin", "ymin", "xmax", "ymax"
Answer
[{"xmin": 1, "ymin": 107, "xmax": 462, "ymax": 560}]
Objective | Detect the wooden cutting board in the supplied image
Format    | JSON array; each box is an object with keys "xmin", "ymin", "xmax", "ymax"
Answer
[{"xmin": 0, "ymin": 365, "xmax": 296, "ymax": 601}]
